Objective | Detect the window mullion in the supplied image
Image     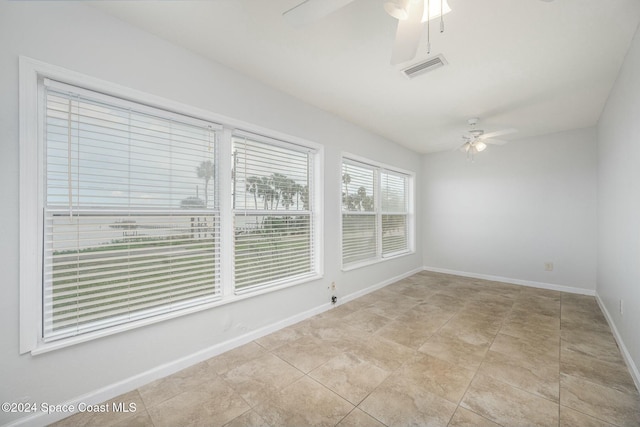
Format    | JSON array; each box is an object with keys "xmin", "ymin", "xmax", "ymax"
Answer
[
  {"xmin": 219, "ymin": 127, "xmax": 235, "ymax": 298},
  {"xmin": 375, "ymin": 168, "xmax": 382, "ymax": 260}
]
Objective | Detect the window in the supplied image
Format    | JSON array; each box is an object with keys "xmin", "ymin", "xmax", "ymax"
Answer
[
  {"xmin": 20, "ymin": 58, "xmax": 322, "ymax": 353},
  {"xmin": 232, "ymin": 132, "xmax": 316, "ymax": 292},
  {"xmin": 341, "ymin": 157, "xmax": 412, "ymax": 268},
  {"xmin": 42, "ymin": 79, "xmax": 221, "ymax": 341}
]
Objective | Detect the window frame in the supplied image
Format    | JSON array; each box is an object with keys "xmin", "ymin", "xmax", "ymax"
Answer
[
  {"xmin": 340, "ymin": 153, "xmax": 415, "ymax": 271},
  {"xmin": 231, "ymin": 130, "xmax": 319, "ymax": 294},
  {"xmin": 41, "ymin": 79, "xmax": 224, "ymax": 343},
  {"xmin": 19, "ymin": 57, "xmax": 323, "ymax": 354}
]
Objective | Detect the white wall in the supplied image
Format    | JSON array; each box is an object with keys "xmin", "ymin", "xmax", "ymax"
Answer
[
  {"xmin": 0, "ymin": 3, "xmax": 422, "ymax": 425},
  {"xmin": 422, "ymin": 127, "xmax": 598, "ymax": 293},
  {"xmin": 597, "ymin": 23, "xmax": 640, "ymax": 382}
]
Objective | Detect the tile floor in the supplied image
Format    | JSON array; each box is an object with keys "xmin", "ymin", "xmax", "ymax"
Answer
[{"xmin": 51, "ymin": 271, "xmax": 640, "ymax": 427}]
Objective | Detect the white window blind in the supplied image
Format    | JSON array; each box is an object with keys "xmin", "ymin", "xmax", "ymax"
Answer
[
  {"xmin": 341, "ymin": 161, "xmax": 377, "ymax": 265},
  {"xmin": 232, "ymin": 133, "xmax": 315, "ymax": 292},
  {"xmin": 43, "ymin": 80, "xmax": 221, "ymax": 341},
  {"xmin": 381, "ymin": 171, "xmax": 409, "ymax": 256},
  {"xmin": 342, "ymin": 158, "xmax": 411, "ymax": 267}
]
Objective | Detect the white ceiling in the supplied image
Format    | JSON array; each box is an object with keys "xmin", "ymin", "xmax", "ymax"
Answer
[{"xmin": 92, "ymin": 0, "xmax": 640, "ymax": 154}]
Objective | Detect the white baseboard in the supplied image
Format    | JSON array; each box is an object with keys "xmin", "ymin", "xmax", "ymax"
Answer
[
  {"xmin": 422, "ymin": 266, "xmax": 596, "ymax": 296},
  {"xmin": 7, "ymin": 267, "xmax": 423, "ymax": 427},
  {"xmin": 595, "ymin": 293, "xmax": 640, "ymax": 393}
]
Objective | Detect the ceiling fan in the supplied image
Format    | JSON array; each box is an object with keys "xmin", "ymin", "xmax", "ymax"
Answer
[
  {"xmin": 459, "ymin": 118, "xmax": 517, "ymax": 160},
  {"xmin": 282, "ymin": 0, "xmax": 452, "ymax": 65}
]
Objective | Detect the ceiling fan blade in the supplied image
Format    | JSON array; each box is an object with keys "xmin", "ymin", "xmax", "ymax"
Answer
[
  {"xmin": 479, "ymin": 128, "xmax": 517, "ymax": 140},
  {"xmin": 390, "ymin": 0, "xmax": 424, "ymax": 65},
  {"xmin": 283, "ymin": 0, "xmax": 357, "ymax": 27},
  {"xmin": 483, "ymin": 138, "xmax": 509, "ymax": 145}
]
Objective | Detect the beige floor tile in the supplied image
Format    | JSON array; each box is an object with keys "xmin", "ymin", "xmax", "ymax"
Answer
[
  {"xmin": 437, "ymin": 316, "xmax": 499, "ymax": 347},
  {"xmin": 138, "ymin": 361, "xmax": 216, "ymax": 408},
  {"xmin": 336, "ymin": 408, "xmax": 386, "ymax": 427},
  {"xmin": 561, "ymin": 328, "xmax": 623, "ymax": 364},
  {"xmin": 561, "ymin": 305, "xmax": 611, "ymax": 334},
  {"xmin": 560, "ymin": 405, "xmax": 617, "ymax": 427},
  {"xmin": 560, "ymin": 373, "xmax": 640, "ymax": 427},
  {"xmin": 341, "ymin": 334, "xmax": 416, "ymax": 372},
  {"xmin": 561, "ymin": 302, "xmax": 607, "ymax": 321},
  {"xmin": 221, "ymin": 352, "xmax": 304, "ymax": 407},
  {"xmin": 254, "ymin": 325, "xmax": 305, "ymax": 351},
  {"xmin": 512, "ymin": 295, "xmax": 561, "ymax": 318},
  {"xmin": 395, "ymin": 353, "xmax": 476, "ymax": 404},
  {"xmin": 418, "ymin": 331, "xmax": 490, "ymax": 370},
  {"xmin": 319, "ymin": 302, "xmax": 365, "ymax": 319},
  {"xmin": 561, "ymin": 317, "xmax": 612, "ymax": 334},
  {"xmin": 254, "ymin": 376, "xmax": 353, "ymax": 427},
  {"xmin": 520, "ymin": 287, "xmax": 563, "ymax": 299},
  {"xmin": 395, "ymin": 284, "xmax": 436, "ymax": 301},
  {"xmin": 295, "ymin": 317, "xmax": 364, "ymax": 349},
  {"xmin": 223, "ymin": 409, "xmax": 269, "ymax": 427},
  {"xmin": 451, "ymin": 310, "xmax": 505, "ymax": 333},
  {"xmin": 448, "ymin": 407, "xmax": 502, "ymax": 427},
  {"xmin": 373, "ymin": 305, "xmax": 452, "ymax": 349},
  {"xmin": 147, "ymin": 377, "xmax": 250, "ymax": 427},
  {"xmin": 271, "ymin": 334, "xmax": 343, "ymax": 373},
  {"xmin": 490, "ymin": 332, "xmax": 559, "ymax": 365},
  {"xmin": 461, "ymin": 374, "xmax": 559, "ymax": 427},
  {"xmin": 399, "ymin": 305, "xmax": 456, "ymax": 326},
  {"xmin": 374, "ymin": 318, "xmax": 439, "ymax": 349},
  {"xmin": 501, "ymin": 311, "xmax": 560, "ymax": 340},
  {"xmin": 359, "ymin": 374, "xmax": 457, "ymax": 427},
  {"xmin": 463, "ymin": 298, "xmax": 514, "ymax": 318},
  {"xmin": 478, "ymin": 349, "xmax": 560, "ymax": 402},
  {"xmin": 309, "ymin": 352, "xmax": 391, "ymax": 405},
  {"xmin": 561, "ymin": 348, "xmax": 638, "ymax": 395},
  {"xmin": 208, "ymin": 341, "xmax": 268, "ymax": 375},
  {"xmin": 419, "ymin": 292, "xmax": 467, "ymax": 311},
  {"xmin": 361, "ymin": 297, "xmax": 420, "ymax": 319},
  {"xmin": 342, "ymin": 308, "xmax": 394, "ymax": 334}
]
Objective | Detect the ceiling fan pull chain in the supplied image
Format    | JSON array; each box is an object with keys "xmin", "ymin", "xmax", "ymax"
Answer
[{"xmin": 440, "ymin": 0, "xmax": 444, "ymax": 32}]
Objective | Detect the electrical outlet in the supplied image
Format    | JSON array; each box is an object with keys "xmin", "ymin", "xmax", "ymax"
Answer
[
  {"xmin": 544, "ymin": 262, "xmax": 554, "ymax": 271},
  {"xmin": 330, "ymin": 281, "xmax": 336, "ymax": 291},
  {"xmin": 620, "ymin": 299, "xmax": 624, "ymax": 316}
]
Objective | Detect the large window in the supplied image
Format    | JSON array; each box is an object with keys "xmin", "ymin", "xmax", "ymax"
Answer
[
  {"xmin": 232, "ymin": 133, "xmax": 316, "ymax": 293},
  {"xmin": 341, "ymin": 157, "xmax": 412, "ymax": 268},
  {"xmin": 42, "ymin": 79, "xmax": 221, "ymax": 341},
  {"xmin": 20, "ymin": 59, "xmax": 322, "ymax": 353}
]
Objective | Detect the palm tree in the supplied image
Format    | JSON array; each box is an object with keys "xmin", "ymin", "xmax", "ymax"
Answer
[
  {"xmin": 342, "ymin": 173, "xmax": 351, "ymax": 207},
  {"xmin": 258, "ymin": 176, "xmax": 275, "ymax": 209},
  {"xmin": 245, "ymin": 176, "xmax": 260, "ymax": 210},
  {"xmin": 196, "ymin": 160, "xmax": 215, "ymax": 207}
]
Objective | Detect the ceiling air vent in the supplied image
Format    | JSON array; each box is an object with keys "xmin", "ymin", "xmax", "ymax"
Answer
[{"xmin": 402, "ymin": 54, "xmax": 448, "ymax": 79}]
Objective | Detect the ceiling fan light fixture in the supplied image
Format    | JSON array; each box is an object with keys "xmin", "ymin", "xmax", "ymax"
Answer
[
  {"xmin": 384, "ymin": 0, "xmax": 409, "ymax": 20},
  {"xmin": 475, "ymin": 141, "xmax": 487, "ymax": 152},
  {"xmin": 422, "ymin": 0, "xmax": 451, "ymax": 22}
]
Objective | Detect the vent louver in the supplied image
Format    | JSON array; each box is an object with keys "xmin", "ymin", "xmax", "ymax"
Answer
[{"xmin": 402, "ymin": 54, "xmax": 448, "ymax": 78}]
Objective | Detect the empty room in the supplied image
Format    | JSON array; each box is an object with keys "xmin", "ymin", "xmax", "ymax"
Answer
[{"xmin": 1, "ymin": 0, "xmax": 640, "ymax": 426}]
